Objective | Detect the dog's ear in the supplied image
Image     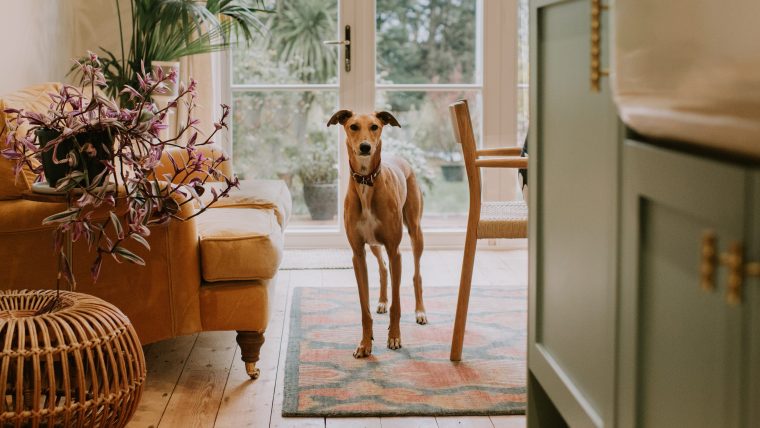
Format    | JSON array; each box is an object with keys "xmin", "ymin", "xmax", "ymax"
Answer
[
  {"xmin": 327, "ymin": 110, "xmax": 353, "ymax": 127},
  {"xmin": 375, "ymin": 111, "xmax": 401, "ymax": 128}
]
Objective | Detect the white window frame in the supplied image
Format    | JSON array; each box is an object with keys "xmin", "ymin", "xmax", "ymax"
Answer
[{"xmin": 222, "ymin": 0, "xmax": 519, "ymax": 249}]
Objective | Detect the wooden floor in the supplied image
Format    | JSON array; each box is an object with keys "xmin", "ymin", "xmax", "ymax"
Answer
[{"xmin": 128, "ymin": 245, "xmax": 528, "ymax": 428}]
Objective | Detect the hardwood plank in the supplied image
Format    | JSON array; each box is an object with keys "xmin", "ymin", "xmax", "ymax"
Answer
[
  {"xmin": 127, "ymin": 334, "xmax": 198, "ymax": 428},
  {"xmin": 326, "ymin": 418, "xmax": 382, "ymax": 428},
  {"xmin": 380, "ymin": 417, "xmax": 438, "ymax": 428},
  {"xmin": 436, "ymin": 416, "xmax": 494, "ymax": 428},
  {"xmin": 489, "ymin": 415, "xmax": 526, "ymax": 428},
  {"xmin": 214, "ymin": 273, "xmax": 292, "ymax": 428},
  {"xmin": 158, "ymin": 331, "xmax": 238, "ymax": 428},
  {"xmin": 269, "ymin": 276, "xmax": 325, "ymax": 428}
]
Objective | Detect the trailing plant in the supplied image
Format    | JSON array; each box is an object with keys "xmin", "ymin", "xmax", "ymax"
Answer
[{"xmin": 2, "ymin": 52, "xmax": 239, "ymax": 285}]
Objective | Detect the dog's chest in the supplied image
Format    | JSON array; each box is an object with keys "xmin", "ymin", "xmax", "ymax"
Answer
[{"xmin": 355, "ymin": 187, "xmax": 382, "ymax": 245}]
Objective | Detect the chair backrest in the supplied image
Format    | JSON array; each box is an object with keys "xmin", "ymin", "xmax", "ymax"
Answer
[{"xmin": 448, "ymin": 99, "xmax": 481, "ymax": 213}]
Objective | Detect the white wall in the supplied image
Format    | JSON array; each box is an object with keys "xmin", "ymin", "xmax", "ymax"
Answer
[
  {"xmin": 0, "ymin": 0, "xmax": 125, "ymax": 96},
  {"xmin": 0, "ymin": 0, "xmax": 75, "ymax": 95}
]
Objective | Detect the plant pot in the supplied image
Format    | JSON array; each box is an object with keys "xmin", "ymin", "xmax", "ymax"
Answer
[
  {"xmin": 303, "ymin": 182, "xmax": 338, "ymax": 220},
  {"xmin": 36, "ymin": 128, "xmax": 114, "ymax": 188},
  {"xmin": 441, "ymin": 163, "xmax": 464, "ymax": 182},
  {"xmin": 0, "ymin": 289, "xmax": 145, "ymax": 427}
]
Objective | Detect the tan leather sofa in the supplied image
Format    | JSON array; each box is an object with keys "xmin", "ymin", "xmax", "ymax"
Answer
[{"xmin": 0, "ymin": 83, "xmax": 291, "ymax": 378}]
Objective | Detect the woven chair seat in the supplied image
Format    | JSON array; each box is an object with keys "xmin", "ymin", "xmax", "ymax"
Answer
[{"xmin": 477, "ymin": 200, "xmax": 528, "ymax": 239}]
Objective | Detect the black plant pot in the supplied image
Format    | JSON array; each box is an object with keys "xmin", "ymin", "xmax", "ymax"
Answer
[
  {"xmin": 441, "ymin": 163, "xmax": 464, "ymax": 182},
  {"xmin": 36, "ymin": 129, "xmax": 113, "ymax": 188},
  {"xmin": 303, "ymin": 182, "xmax": 338, "ymax": 221}
]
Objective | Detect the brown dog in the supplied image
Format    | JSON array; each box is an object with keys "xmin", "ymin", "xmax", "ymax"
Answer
[{"xmin": 327, "ymin": 110, "xmax": 427, "ymax": 358}]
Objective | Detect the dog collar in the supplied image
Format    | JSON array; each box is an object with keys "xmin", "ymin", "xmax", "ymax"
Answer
[{"xmin": 351, "ymin": 164, "xmax": 381, "ymax": 187}]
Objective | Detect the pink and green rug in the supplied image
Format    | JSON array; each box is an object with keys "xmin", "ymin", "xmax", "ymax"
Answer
[{"xmin": 283, "ymin": 286, "xmax": 526, "ymax": 417}]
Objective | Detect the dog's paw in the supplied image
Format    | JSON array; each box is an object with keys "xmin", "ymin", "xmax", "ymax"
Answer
[
  {"xmin": 353, "ymin": 343, "xmax": 372, "ymax": 358},
  {"xmin": 376, "ymin": 301, "xmax": 388, "ymax": 314},
  {"xmin": 387, "ymin": 336, "xmax": 402, "ymax": 350},
  {"xmin": 416, "ymin": 311, "xmax": 428, "ymax": 325}
]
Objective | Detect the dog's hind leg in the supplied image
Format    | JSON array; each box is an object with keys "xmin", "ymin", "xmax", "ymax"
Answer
[
  {"xmin": 404, "ymin": 178, "xmax": 427, "ymax": 325},
  {"xmin": 370, "ymin": 245, "xmax": 389, "ymax": 314}
]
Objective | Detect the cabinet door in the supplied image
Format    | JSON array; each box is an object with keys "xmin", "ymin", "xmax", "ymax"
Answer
[
  {"xmin": 618, "ymin": 141, "xmax": 746, "ymax": 428},
  {"xmin": 748, "ymin": 171, "xmax": 760, "ymax": 428},
  {"xmin": 528, "ymin": 0, "xmax": 620, "ymax": 426}
]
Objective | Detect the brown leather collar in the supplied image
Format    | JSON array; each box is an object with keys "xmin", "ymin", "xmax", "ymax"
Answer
[{"xmin": 351, "ymin": 163, "xmax": 381, "ymax": 187}]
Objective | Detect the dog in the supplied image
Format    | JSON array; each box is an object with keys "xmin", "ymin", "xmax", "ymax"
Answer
[{"xmin": 327, "ymin": 110, "xmax": 427, "ymax": 358}]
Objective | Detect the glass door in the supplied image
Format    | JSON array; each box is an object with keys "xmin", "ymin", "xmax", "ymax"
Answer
[
  {"xmin": 375, "ymin": 0, "xmax": 481, "ymax": 230},
  {"xmin": 229, "ymin": 0, "xmax": 516, "ymax": 247},
  {"xmin": 230, "ymin": 0, "xmax": 341, "ymax": 230}
]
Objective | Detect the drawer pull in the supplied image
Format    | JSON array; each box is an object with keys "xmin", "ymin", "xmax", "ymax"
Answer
[
  {"xmin": 590, "ymin": 0, "xmax": 610, "ymax": 92},
  {"xmin": 700, "ymin": 231, "xmax": 717, "ymax": 292},
  {"xmin": 720, "ymin": 242, "xmax": 744, "ymax": 306},
  {"xmin": 700, "ymin": 232, "xmax": 758, "ymax": 305}
]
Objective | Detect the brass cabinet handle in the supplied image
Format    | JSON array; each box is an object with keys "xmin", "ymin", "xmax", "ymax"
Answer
[
  {"xmin": 700, "ymin": 231, "xmax": 718, "ymax": 292},
  {"xmin": 590, "ymin": 0, "xmax": 610, "ymax": 92},
  {"xmin": 720, "ymin": 242, "xmax": 744, "ymax": 305},
  {"xmin": 700, "ymin": 231, "xmax": 760, "ymax": 305}
]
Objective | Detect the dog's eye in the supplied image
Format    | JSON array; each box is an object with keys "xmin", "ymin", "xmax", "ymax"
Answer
[
  {"xmin": 349, "ymin": 124, "xmax": 360, "ymax": 131},
  {"xmin": 370, "ymin": 124, "xmax": 379, "ymax": 131}
]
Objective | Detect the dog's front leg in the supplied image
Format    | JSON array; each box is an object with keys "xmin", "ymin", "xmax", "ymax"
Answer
[
  {"xmin": 370, "ymin": 245, "xmax": 388, "ymax": 314},
  {"xmin": 386, "ymin": 246, "xmax": 402, "ymax": 350},
  {"xmin": 351, "ymin": 246, "xmax": 373, "ymax": 358}
]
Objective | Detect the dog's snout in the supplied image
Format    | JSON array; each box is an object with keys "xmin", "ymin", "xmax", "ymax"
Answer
[{"xmin": 359, "ymin": 142, "xmax": 372, "ymax": 154}]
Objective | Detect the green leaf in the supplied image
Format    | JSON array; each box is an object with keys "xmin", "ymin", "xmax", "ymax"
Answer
[
  {"xmin": 130, "ymin": 233, "xmax": 151, "ymax": 251},
  {"xmin": 113, "ymin": 246, "xmax": 145, "ymax": 266},
  {"xmin": 42, "ymin": 208, "xmax": 81, "ymax": 225},
  {"xmin": 109, "ymin": 211, "xmax": 124, "ymax": 238}
]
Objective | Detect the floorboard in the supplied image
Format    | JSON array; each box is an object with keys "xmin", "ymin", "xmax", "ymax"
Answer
[{"xmin": 128, "ymin": 248, "xmax": 526, "ymax": 427}]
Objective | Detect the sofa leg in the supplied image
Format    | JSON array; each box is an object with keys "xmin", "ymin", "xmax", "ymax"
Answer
[{"xmin": 236, "ymin": 331, "xmax": 265, "ymax": 380}]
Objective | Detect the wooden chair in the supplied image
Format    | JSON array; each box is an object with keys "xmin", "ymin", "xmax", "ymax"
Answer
[{"xmin": 448, "ymin": 99, "xmax": 528, "ymax": 361}]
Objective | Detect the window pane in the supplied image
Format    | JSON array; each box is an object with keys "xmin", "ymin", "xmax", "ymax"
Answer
[
  {"xmin": 376, "ymin": 91, "xmax": 481, "ymax": 229},
  {"xmin": 232, "ymin": 0, "xmax": 339, "ymax": 85},
  {"xmin": 376, "ymin": 0, "xmax": 478, "ymax": 84},
  {"xmin": 232, "ymin": 91, "xmax": 340, "ymax": 228}
]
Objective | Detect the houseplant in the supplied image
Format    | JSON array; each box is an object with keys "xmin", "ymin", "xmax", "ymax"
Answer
[
  {"xmin": 85, "ymin": 0, "xmax": 267, "ymax": 103},
  {"xmin": 2, "ymin": 52, "xmax": 239, "ymax": 287},
  {"xmin": 289, "ymin": 131, "xmax": 338, "ymax": 220}
]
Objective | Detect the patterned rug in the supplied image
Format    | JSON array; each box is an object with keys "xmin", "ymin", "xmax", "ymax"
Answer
[{"xmin": 283, "ymin": 286, "xmax": 527, "ymax": 417}]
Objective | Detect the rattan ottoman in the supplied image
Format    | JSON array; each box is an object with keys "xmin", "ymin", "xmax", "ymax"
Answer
[{"xmin": 0, "ymin": 289, "xmax": 146, "ymax": 427}]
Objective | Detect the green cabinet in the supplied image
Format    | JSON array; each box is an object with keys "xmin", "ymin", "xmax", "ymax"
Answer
[
  {"xmin": 528, "ymin": 1, "xmax": 760, "ymax": 427},
  {"xmin": 528, "ymin": 0, "xmax": 621, "ymax": 426},
  {"xmin": 618, "ymin": 141, "xmax": 760, "ymax": 428}
]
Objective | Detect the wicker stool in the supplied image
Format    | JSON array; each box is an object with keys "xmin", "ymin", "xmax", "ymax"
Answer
[{"xmin": 0, "ymin": 290, "xmax": 146, "ymax": 427}]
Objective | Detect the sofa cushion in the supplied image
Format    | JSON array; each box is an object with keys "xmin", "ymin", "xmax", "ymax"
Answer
[
  {"xmin": 195, "ymin": 207, "xmax": 283, "ymax": 282},
  {"xmin": 204, "ymin": 179, "xmax": 292, "ymax": 228},
  {"xmin": 0, "ymin": 83, "xmax": 62, "ymax": 200}
]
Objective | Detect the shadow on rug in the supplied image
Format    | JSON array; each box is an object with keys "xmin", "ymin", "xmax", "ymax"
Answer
[{"xmin": 283, "ymin": 286, "xmax": 526, "ymax": 417}]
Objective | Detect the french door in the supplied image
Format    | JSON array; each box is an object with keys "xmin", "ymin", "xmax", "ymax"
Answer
[{"xmin": 227, "ymin": 0, "xmax": 519, "ymax": 248}]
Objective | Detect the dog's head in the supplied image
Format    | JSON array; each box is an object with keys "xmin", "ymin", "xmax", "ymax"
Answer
[{"xmin": 327, "ymin": 110, "xmax": 400, "ymax": 171}]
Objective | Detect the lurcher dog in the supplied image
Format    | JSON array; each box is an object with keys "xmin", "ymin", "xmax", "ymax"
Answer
[{"xmin": 327, "ymin": 110, "xmax": 427, "ymax": 358}]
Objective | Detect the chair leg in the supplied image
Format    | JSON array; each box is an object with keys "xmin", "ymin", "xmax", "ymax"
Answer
[
  {"xmin": 236, "ymin": 330, "xmax": 265, "ymax": 380},
  {"xmin": 451, "ymin": 230, "xmax": 478, "ymax": 362}
]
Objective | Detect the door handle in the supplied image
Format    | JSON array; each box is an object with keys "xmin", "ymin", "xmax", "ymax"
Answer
[
  {"xmin": 590, "ymin": 0, "xmax": 609, "ymax": 92},
  {"xmin": 323, "ymin": 25, "xmax": 351, "ymax": 72}
]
